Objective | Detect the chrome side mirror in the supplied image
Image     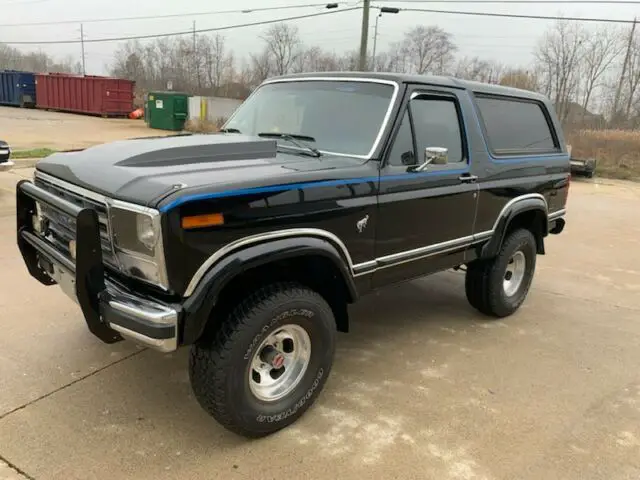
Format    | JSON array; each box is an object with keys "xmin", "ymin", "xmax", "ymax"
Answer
[{"xmin": 413, "ymin": 147, "xmax": 448, "ymax": 172}]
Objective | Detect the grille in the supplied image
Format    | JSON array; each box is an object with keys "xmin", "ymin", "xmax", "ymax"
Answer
[{"xmin": 34, "ymin": 176, "xmax": 118, "ymax": 268}]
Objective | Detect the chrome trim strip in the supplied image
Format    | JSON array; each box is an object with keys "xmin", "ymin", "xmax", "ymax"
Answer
[
  {"xmin": 491, "ymin": 193, "xmax": 548, "ymax": 231},
  {"xmin": 473, "ymin": 230, "xmax": 494, "ymax": 241},
  {"xmin": 183, "ymin": 228, "xmax": 355, "ymax": 297},
  {"xmin": 352, "ymin": 260, "xmax": 377, "ymax": 276},
  {"xmin": 35, "ymin": 170, "xmax": 109, "ymax": 204},
  {"xmin": 109, "ymin": 324, "xmax": 177, "ymax": 353},
  {"xmin": 548, "ymin": 208, "xmax": 566, "ymax": 221},
  {"xmin": 352, "ymin": 230, "xmax": 493, "ymax": 276},
  {"xmin": 377, "ymin": 235, "xmax": 474, "ymax": 265},
  {"xmin": 110, "ymin": 198, "xmax": 161, "ymax": 216},
  {"xmin": 185, "ymin": 197, "xmax": 552, "ymax": 293},
  {"xmin": 373, "ymin": 242, "xmax": 475, "ymax": 273},
  {"xmin": 108, "ymin": 300, "xmax": 177, "ymax": 325},
  {"xmin": 36, "ymin": 172, "xmax": 162, "ymax": 217},
  {"xmin": 186, "ymin": 226, "xmax": 499, "ymax": 292},
  {"xmin": 225, "ymin": 76, "xmax": 401, "ymax": 160}
]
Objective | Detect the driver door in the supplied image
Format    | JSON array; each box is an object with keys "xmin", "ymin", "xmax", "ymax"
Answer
[{"xmin": 373, "ymin": 87, "xmax": 479, "ymax": 287}]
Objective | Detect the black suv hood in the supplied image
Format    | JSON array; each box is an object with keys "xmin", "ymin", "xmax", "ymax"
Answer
[{"xmin": 35, "ymin": 133, "xmax": 363, "ymax": 208}]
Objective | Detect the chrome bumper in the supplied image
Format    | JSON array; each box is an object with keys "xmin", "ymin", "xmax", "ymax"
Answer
[
  {"xmin": 16, "ymin": 179, "xmax": 179, "ymax": 353},
  {"xmin": 50, "ymin": 262, "xmax": 179, "ymax": 352}
]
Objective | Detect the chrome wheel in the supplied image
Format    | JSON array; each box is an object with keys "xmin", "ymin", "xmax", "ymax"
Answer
[
  {"xmin": 503, "ymin": 250, "xmax": 526, "ymax": 297},
  {"xmin": 249, "ymin": 324, "xmax": 311, "ymax": 402}
]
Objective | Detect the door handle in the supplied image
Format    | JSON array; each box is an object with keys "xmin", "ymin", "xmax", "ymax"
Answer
[{"xmin": 459, "ymin": 174, "xmax": 478, "ymax": 183}]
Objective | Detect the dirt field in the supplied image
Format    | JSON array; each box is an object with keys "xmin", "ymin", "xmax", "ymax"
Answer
[
  {"xmin": 0, "ymin": 168, "xmax": 639, "ymax": 480},
  {"xmin": 0, "ymin": 106, "xmax": 166, "ymax": 151}
]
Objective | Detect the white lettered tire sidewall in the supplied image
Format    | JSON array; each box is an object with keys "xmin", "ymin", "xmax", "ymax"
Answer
[
  {"xmin": 210, "ymin": 285, "xmax": 336, "ymax": 436},
  {"xmin": 239, "ymin": 307, "xmax": 333, "ymax": 428}
]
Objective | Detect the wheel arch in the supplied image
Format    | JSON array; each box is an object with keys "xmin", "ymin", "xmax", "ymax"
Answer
[
  {"xmin": 481, "ymin": 195, "xmax": 548, "ymax": 259},
  {"xmin": 181, "ymin": 235, "xmax": 357, "ymax": 345}
]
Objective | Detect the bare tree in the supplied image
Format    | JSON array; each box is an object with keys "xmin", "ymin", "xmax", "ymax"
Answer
[
  {"xmin": 201, "ymin": 34, "xmax": 233, "ymax": 94},
  {"xmin": 261, "ymin": 23, "xmax": 301, "ymax": 76},
  {"xmin": 335, "ymin": 50, "xmax": 360, "ymax": 72},
  {"xmin": 535, "ymin": 20, "xmax": 587, "ymax": 123},
  {"xmin": 579, "ymin": 26, "xmax": 623, "ymax": 116},
  {"xmin": 454, "ymin": 56, "xmax": 504, "ymax": 83},
  {"xmin": 100, "ymin": 19, "xmax": 626, "ymax": 123},
  {"xmin": 249, "ymin": 49, "xmax": 273, "ymax": 86},
  {"xmin": 400, "ymin": 25, "xmax": 457, "ymax": 75},
  {"xmin": 292, "ymin": 46, "xmax": 340, "ymax": 73},
  {"xmin": 0, "ymin": 42, "xmax": 78, "ymax": 74}
]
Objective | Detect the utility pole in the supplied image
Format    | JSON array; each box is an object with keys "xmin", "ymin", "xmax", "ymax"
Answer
[
  {"xmin": 372, "ymin": 11, "xmax": 381, "ymax": 70},
  {"xmin": 192, "ymin": 20, "xmax": 197, "ymax": 54},
  {"xmin": 192, "ymin": 20, "xmax": 200, "ymax": 89},
  {"xmin": 358, "ymin": 0, "xmax": 371, "ymax": 71},
  {"xmin": 613, "ymin": 17, "xmax": 636, "ymax": 119},
  {"xmin": 371, "ymin": 7, "xmax": 400, "ymax": 72},
  {"xmin": 80, "ymin": 23, "xmax": 86, "ymax": 76}
]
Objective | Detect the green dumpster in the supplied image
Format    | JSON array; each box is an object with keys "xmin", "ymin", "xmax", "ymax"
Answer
[{"xmin": 146, "ymin": 91, "xmax": 190, "ymax": 131}]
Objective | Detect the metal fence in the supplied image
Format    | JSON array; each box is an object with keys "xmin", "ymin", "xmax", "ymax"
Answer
[{"xmin": 188, "ymin": 96, "xmax": 242, "ymax": 124}]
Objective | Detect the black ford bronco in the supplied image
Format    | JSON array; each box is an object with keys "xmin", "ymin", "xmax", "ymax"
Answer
[{"xmin": 16, "ymin": 72, "xmax": 569, "ymax": 437}]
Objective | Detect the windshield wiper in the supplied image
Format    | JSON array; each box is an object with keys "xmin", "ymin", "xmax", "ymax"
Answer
[
  {"xmin": 219, "ymin": 127, "xmax": 241, "ymax": 133},
  {"xmin": 257, "ymin": 132, "xmax": 321, "ymax": 158}
]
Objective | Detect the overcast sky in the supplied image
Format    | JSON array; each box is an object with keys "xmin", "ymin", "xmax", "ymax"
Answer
[{"xmin": 2, "ymin": 0, "xmax": 639, "ymax": 75}]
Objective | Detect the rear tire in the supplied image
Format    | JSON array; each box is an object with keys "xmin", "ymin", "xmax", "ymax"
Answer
[
  {"xmin": 465, "ymin": 228, "xmax": 537, "ymax": 318},
  {"xmin": 464, "ymin": 259, "xmax": 491, "ymax": 315},
  {"xmin": 189, "ymin": 282, "xmax": 336, "ymax": 438}
]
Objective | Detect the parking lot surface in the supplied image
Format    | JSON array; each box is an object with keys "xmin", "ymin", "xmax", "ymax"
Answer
[
  {"xmin": 0, "ymin": 106, "xmax": 163, "ymax": 151},
  {"xmin": 0, "ymin": 167, "xmax": 639, "ymax": 480}
]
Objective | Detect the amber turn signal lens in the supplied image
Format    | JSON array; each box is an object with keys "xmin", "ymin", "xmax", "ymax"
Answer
[{"xmin": 181, "ymin": 213, "xmax": 224, "ymax": 229}]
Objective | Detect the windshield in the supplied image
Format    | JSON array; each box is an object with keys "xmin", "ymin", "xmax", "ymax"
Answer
[{"xmin": 224, "ymin": 80, "xmax": 396, "ymax": 157}]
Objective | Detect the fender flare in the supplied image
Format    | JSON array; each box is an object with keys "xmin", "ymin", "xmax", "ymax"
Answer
[
  {"xmin": 481, "ymin": 195, "xmax": 548, "ymax": 258},
  {"xmin": 181, "ymin": 236, "xmax": 357, "ymax": 345}
]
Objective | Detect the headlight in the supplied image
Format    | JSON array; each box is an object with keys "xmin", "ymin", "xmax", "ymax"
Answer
[
  {"xmin": 109, "ymin": 201, "xmax": 168, "ymax": 289},
  {"xmin": 110, "ymin": 208, "xmax": 158, "ymax": 255},
  {"xmin": 137, "ymin": 215, "xmax": 157, "ymax": 250}
]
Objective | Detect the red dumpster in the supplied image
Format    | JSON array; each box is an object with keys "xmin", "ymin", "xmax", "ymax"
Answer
[{"xmin": 35, "ymin": 73, "xmax": 135, "ymax": 117}]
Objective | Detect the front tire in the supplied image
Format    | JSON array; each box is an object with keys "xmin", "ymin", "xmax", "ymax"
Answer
[
  {"xmin": 465, "ymin": 228, "xmax": 537, "ymax": 317},
  {"xmin": 189, "ymin": 282, "xmax": 336, "ymax": 438}
]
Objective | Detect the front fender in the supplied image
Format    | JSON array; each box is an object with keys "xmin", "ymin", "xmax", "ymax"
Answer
[
  {"xmin": 180, "ymin": 236, "xmax": 357, "ymax": 345},
  {"xmin": 481, "ymin": 196, "xmax": 548, "ymax": 258}
]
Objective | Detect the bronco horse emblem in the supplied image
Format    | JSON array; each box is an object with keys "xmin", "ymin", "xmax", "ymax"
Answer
[{"xmin": 356, "ymin": 215, "xmax": 369, "ymax": 233}]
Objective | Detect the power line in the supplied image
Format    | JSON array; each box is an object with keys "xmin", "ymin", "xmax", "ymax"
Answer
[
  {"xmin": 382, "ymin": 0, "xmax": 640, "ymax": 3},
  {"xmin": 0, "ymin": 0, "xmax": 53, "ymax": 4},
  {"xmin": 0, "ymin": 7, "xmax": 359, "ymax": 45},
  {"xmin": 0, "ymin": 2, "xmax": 351, "ymax": 28},
  {"xmin": 397, "ymin": 6, "xmax": 640, "ymax": 23}
]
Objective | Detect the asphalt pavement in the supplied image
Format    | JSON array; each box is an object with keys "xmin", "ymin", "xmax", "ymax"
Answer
[{"xmin": 1, "ymin": 167, "xmax": 639, "ymax": 480}]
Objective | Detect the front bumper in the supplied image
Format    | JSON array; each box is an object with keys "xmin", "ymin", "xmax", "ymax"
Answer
[{"xmin": 16, "ymin": 179, "xmax": 179, "ymax": 353}]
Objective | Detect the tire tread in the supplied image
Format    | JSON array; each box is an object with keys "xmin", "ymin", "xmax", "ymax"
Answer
[
  {"xmin": 189, "ymin": 282, "xmax": 329, "ymax": 438},
  {"xmin": 465, "ymin": 228, "xmax": 537, "ymax": 318}
]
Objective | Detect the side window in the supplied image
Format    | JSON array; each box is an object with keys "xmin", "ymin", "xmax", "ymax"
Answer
[
  {"xmin": 387, "ymin": 110, "xmax": 417, "ymax": 167},
  {"xmin": 410, "ymin": 96, "xmax": 464, "ymax": 163},
  {"xmin": 474, "ymin": 95, "xmax": 558, "ymax": 154}
]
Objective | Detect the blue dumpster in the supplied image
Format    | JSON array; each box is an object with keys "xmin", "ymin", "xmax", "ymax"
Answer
[{"xmin": 0, "ymin": 70, "xmax": 36, "ymax": 107}]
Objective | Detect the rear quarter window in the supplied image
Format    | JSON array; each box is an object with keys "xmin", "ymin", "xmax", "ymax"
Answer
[{"xmin": 474, "ymin": 94, "xmax": 560, "ymax": 156}]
